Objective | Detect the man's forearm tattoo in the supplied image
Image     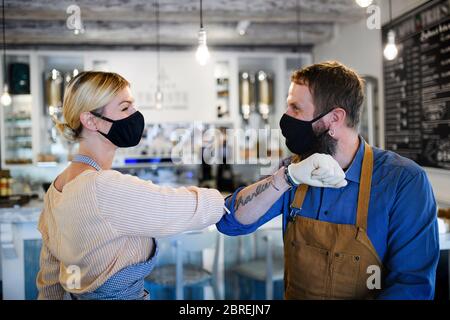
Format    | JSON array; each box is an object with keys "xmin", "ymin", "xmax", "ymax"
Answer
[{"xmin": 234, "ymin": 175, "xmax": 279, "ymax": 211}]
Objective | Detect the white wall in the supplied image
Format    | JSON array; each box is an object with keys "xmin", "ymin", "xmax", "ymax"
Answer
[
  {"xmin": 82, "ymin": 51, "xmax": 306, "ymax": 126},
  {"xmin": 313, "ymin": 0, "xmax": 450, "ymax": 207},
  {"xmin": 84, "ymin": 51, "xmax": 217, "ymax": 123}
]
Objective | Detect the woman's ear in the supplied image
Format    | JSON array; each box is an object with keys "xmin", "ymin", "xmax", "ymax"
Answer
[{"xmin": 80, "ymin": 112, "xmax": 98, "ymax": 132}]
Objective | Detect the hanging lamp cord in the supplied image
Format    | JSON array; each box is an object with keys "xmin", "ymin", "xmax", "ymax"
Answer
[
  {"xmin": 2, "ymin": 0, "xmax": 6, "ymax": 82},
  {"xmin": 200, "ymin": 0, "xmax": 203, "ymax": 29},
  {"xmin": 296, "ymin": 0, "xmax": 301, "ymax": 48},
  {"xmin": 389, "ymin": 0, "xmax": 393, "ymax": 22},
  {"xmin": 297, "ymin": 0, "xmax": 302, "ymax": 64},
  {"xmin": 155, "ymin": 0, "xmax": 160, "ymax": 91}
]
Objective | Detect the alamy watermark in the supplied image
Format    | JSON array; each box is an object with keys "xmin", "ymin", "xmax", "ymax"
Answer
[
  {"xmin": 66, "ymin": 265, "xmax": 81, "ymax": 290},
  {"xmin": 168, "ymin": 126, "xmax": 282, "ymax": 176},
  {"xmin": 366, "ymin": 4, "xmax": 381, "ymax": 30},
  {"xmin": 65, "ymin": 263, "xmax": 381, "ymax": 293},
  {"xmin": 367, "ymin": 265, "xmax": 382, "ymax": 290},
  {"xmin": 66, "ymin": 4, "xmax": 85, "ymax": 34}
]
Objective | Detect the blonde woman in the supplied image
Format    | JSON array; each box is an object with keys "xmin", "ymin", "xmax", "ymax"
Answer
[{"xmin": 36, "ymin": 71, "xmax": 225, "ymax": 300}]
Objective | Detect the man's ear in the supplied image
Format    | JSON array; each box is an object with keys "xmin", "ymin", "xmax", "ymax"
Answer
[
  {"xmin": 80, "ymin": 112, "xmax": 98, "ymax": 132},
  {"xmin": 329, "ymin": 107, "xmax": 347, "ymax": 129}
]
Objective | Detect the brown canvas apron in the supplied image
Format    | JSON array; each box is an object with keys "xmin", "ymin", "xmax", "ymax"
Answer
[{"xmin": 284, "ymin": 142, "xmax": 384, "ymax": 300}]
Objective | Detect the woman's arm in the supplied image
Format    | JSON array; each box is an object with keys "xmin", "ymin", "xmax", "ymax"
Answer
[
  {"xmin": 95, "ymin": 170, "xmax": 225, "ymax": 238},
  {"xmin": 36, "ymin": 242, "xmax": 65, "ymax": 300},
  {"xmin": 36, "ymin": 215, "xmax": 65, "ymax": 300}
]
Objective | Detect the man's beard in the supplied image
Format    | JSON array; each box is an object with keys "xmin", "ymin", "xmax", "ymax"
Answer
[{"xmin": 300, "ymin": 129, "xmax": 338, "ymax": 159}]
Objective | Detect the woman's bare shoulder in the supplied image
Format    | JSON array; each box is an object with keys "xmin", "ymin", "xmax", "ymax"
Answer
[{"xmin": 53, "ymin": 165, "xmax": 99, "ymax": 192}]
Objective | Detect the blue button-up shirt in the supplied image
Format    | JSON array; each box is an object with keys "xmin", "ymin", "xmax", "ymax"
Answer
[{"xmin": 216, "ymin": 138, "xmax": 439, "ymax": 300}]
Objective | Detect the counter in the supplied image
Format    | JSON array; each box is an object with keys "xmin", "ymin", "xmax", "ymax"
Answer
[
  {"xmin": 0, "ymin": 200, "xmax": 42, "ymax": 299},
  {"xmin": 0, "ymin": 200, "xmax": 43, "ymax": 224}
]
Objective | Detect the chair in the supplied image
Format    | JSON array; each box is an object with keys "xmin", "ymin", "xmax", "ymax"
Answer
[
  {"xmin": 144, "ymin": 226, "xmax": 223, "ymax": 300},
  {"xmin": 232, "ymin": 227, "xmax": 284, "ymax": 300}
]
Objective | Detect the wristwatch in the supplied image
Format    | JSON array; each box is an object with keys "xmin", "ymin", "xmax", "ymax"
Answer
[{"xmin": 284, "ymin": 166, "xmax": 298, "ymax": 188}]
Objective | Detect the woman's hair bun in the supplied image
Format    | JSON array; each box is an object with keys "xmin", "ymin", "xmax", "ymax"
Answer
[{"xmin": 54, "ymin": 119, "xmax": 80, "ymax": 142}]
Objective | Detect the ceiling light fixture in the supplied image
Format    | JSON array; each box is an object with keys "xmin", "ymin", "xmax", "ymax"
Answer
[
  {"xmin": 195, "ymin": 0, "xmax": 210, "ymax": 66},
  {"xmin": 383, "ymin": 0, "xmax": 398, "ymax": 61}
]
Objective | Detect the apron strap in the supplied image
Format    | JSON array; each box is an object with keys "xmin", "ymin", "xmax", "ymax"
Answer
[
  {"xmin": 355, "ymin": 142, "xmax": 373, "ymax": 231},
  {"xmin": 290, "ymin": 141, "xmax": 374, "ymax": 230},
  {"xmin": 290, "ymin": 154, "xmax": 308, "ymax": 210},
  {"xmin": 291, "ymin": 184, "xmax": 309, "ymax": 209}
]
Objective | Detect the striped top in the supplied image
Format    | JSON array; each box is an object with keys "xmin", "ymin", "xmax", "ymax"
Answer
[{"xmin": 36, "ymin": 169, "xmax": 225, "ymax": 300}]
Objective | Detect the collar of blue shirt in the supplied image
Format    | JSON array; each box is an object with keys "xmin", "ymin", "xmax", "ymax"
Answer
[{"xmin": 343, "ymin": 136, "xmax": 366, "ymax": 184}]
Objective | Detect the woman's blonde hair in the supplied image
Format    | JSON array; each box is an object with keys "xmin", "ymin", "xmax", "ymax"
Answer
[{"xmin": 55, "ymin": 71, "xmax": 130, "ymax": 142}]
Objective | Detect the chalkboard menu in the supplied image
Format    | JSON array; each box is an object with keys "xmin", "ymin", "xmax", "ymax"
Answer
[{"xmin": 383, "ymin": 0, "xmax": 450, "ymax": 169}]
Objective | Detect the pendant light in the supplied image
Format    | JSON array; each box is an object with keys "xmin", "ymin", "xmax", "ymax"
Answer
[
  {"xmin": 356, "ymin": 0, "xmax": 373, "ymax": 8},
  {"xmin": 1, "ymin": 0, "xmax": 11, "ymax": 107},
  {"xmin": 155, "ymin": 0, "xmax": 163, "ymax": 109},
  {"xmin": 383, "ymin": 0, "xmax": 398, "ymax": 61},
  {"xmin": 195, "ymin": 0, "xmax": 210, "ymax": 66}
]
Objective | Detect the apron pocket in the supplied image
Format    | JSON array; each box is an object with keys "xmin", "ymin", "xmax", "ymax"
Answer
[
  {"xmin": 286, "ymin": 240, "xmax": 329, "ymax": 299},
  {"xmin": 331, "ymin": 252, "xmax": 360, "ymax": 299}
]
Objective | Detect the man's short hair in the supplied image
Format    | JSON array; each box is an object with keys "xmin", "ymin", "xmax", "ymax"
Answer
[{"xmin": 291, "ymin": 61, "xmax": 365, "ymax": 128}]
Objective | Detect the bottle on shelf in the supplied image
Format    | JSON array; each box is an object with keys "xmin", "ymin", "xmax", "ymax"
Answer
[{"xmin": 0, "ymin": 170, "xmax": 13, "ymax": 197}]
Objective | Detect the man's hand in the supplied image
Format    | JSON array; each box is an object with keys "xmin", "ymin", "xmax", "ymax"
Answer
[{"xmin": 287, "ymin": 153, "xmax": 348, "ymax": 188}]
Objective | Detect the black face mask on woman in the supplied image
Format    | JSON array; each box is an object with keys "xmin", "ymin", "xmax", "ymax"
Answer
[
  {"xmin": 279, "ymin": 109, "xmax": 333, "ymax": 155},
  {"xmin": 91, "ymin": 111, "xmax": 145, "ymax": 148}
]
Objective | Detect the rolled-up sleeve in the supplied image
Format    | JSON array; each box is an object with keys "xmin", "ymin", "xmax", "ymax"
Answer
[
  {"xmin": 377, "ymin": 170, "xmax": 439, "ymax": 300},
  {"xmin": 216, "ymin": 186, "xmax": 285, "ymax": 236},
  {"xmin": 96, "ymin": 170, "xmax": 225, "ymax": 238}
]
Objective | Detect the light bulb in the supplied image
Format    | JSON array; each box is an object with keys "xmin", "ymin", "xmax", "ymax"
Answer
[
  {"xmin": 195, "ymin": 28, "xmax": 210, "ymax": 66},
  {"xmin": 155, "ymin": 90, "xmax": 163, "ymax": 109},
  {"xmin": 196, "ymin": 45, "xmax": 210, "ymax": 66},
  {"xmin": 1, "ymin": 84, "xmax": 12, "ymax": 106},
  {"xmin": 384, "ymin": 43, "xmax": 398, "ymax": 61},
  {"xmin": 355, "ymin": 0, "xmax": 373, "ymax": 7},
  {"xmin": 384, "ymin": 30, "xmax": 398, "ymax": 60}
]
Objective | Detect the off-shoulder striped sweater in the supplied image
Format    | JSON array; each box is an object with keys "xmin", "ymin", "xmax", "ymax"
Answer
[{"xmin": 36, "ymin": 169, "xmax": 224, "ymax": 299}]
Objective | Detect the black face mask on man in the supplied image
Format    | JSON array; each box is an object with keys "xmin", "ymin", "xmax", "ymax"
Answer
[
  {"xmin": 279, "ymin": 109, "xmax": 334, "ymax": 155},
  {"xmin": 90, "ymin": 111, "xmax": 145, "ymax": 148}
]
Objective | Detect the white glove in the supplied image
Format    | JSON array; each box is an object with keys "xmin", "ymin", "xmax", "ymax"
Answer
[{"xmin": 287, "ymin": 153, "xmax": 348, "ymax": 188}]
